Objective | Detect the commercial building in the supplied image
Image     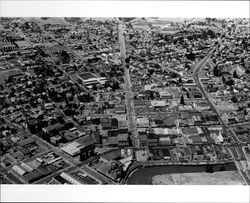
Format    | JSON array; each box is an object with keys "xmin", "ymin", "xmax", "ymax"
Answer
[
  {"xmin": 79, "ymin": 136, "xmax": 95, "ymax": 161},
  {"xmin": 61, "ymin": 142, "xmax": 83, "ymax": 156},
  {"xmin": 0, "ymin": 42, "xmax": 18, "ymax": 52}
]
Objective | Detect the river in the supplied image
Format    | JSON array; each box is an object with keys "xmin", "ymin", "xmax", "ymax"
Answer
[{"xmin": 126, "ymin": 163, "xmax": 237, "ymax": 184}]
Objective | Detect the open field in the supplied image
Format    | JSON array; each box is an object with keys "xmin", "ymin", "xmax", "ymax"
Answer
[
  {"xmin": 23, "ymin": 17, "xmax": 69, "ymax": 25},
  {"xmin": 152, "ymin": 171, "xmax": 245, "ymax": 185}
]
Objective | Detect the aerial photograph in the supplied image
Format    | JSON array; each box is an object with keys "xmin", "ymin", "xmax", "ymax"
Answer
[{"xmin": 0, "ymin": 17, "xmax": 249, "ymax": 185}]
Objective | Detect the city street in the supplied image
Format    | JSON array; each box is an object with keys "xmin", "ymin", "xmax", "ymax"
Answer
[
  {"xmin": 193, "ymin": 47, "xmax": 250, "ymax": 184},
  {"xmin": 117, "ymin": 19, "xmax": 140, "ymax": 149}
]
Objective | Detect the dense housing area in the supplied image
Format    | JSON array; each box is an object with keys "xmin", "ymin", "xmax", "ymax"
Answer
[{"xmin": 0, "ymin": 17, "xmax": 250, "ymax": 185}]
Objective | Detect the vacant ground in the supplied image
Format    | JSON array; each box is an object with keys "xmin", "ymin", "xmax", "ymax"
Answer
[
  {"xmin": 151, "ymin": 171, "xmax": 245, "ymax": 185},
  {"xmin": 23, "ymin": 17, "xmax": 69, "ymax": 25},
  {"xmin": 211, "ymin": 99, "xmax": 237, "ymax": 112}
]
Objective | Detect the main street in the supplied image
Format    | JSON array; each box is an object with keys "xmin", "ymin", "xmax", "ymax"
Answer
[
  {"xmin": 38, "ymin": 18, "xmax": 140, "ymax": 151},
  {"xmin": 117, "ymin": 19, "xmax": 140, "ymax": 149},
  {"xmin": 193, "ymin": 46, "xmax": 250, "ymax": 184}
]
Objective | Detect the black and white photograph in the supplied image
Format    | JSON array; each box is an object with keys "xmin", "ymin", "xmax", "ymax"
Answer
[{"xmin": 0, "ymin": 0, "xmax": 250, "ymax": 203}]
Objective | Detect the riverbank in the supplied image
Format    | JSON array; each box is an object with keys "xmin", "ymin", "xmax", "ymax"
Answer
[{"xmin": 126, "ymin": 163, "xmax": 237, "ymax": 184}]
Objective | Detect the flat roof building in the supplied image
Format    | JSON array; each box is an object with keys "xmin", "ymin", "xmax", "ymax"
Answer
[{"xmin": 61, "ymin": 142, "xmax": 83, "ymax": 156}]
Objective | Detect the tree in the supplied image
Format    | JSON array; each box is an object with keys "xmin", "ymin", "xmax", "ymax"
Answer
[
  {"xmin": 61, "ymin": 50, "xmax": 70, "ymax": 63},
  {"xmin": 213, "ymin": 65, "xmax": 220, "ymax": 76},
  {"xmin": 207, "ymin": 29, "xmax": 217, "ymax": 38},
  {"xmin": 112, "ymin": 81, "xmax": 120, "ymax": 90},
  {"xmin": 205, "ymin": 17, "xmax": 212, "ymax": 24},
  {"xmin": 0, "ymin": 142, "xmax": 6, "ymax": 155},
  {"xmin": 100, "ymin": 72, "xmax": 106, "ymax": 77},
  {"xmin": 92, "ymin": 84, "xmax": 97, "ymax": 91},
  {"xmin": 171, "ymin": 72, "xmax": 178, "ymax": 78},
  {"xmin": 64, "ymin": 122, "xmax": 74, "ymax": 130},
  {"xmin": 225, "ymin": 79, "xmax": 235, "ymax": 86},
  {"xmin": 233, "ymin": 70, "xmax": 238, "ymax": 78},
  {"xmin": 150, "ymin": 91, "xmax": 154, "ymax": 100},
  {"xmin": 231, "ymin": 96, "xmax": 238, "ymax": 103},
  {"xmin": 178, "ymin": 77, "xmax": 183, "ymax": 84},
  {"xmin": 244, "ymin": 109, "xmax": 248, "ymax": 115},
  {"xmin": 77, "ymin": 45, "xmax": 83, "ymax": 50},
  {"xmin": 125, "ymin": 57, "xmax": 130, "ymax": 64},
  {"xmin": 77, "ymin": 79, "xmax": 83, "ymax": 84},
  {"xmin": 180, "ymin": 94, "xmax": 185, "ymax": 105},
  {"xmin": 186, "ymin": 52, "xmax": 195, "ymax": 61},
  {"xmin": 185, "ymin": 63, "xmax": 191, "ymax": 70},
  {"xmin": 64, "ymin": 108, "xmax": 75, "ymax": 116}
]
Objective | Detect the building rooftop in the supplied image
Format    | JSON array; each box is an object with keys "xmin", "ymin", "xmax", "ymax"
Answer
[{"xmin": 61, "ymin": 142, "xmax": 82, "ymax": 156}]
